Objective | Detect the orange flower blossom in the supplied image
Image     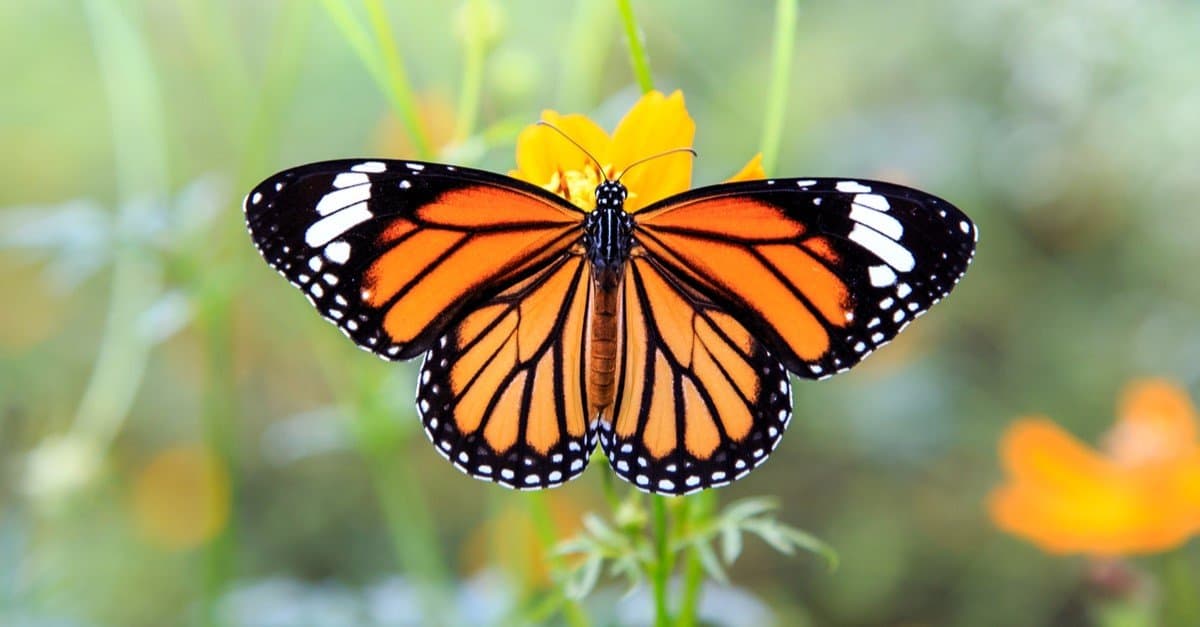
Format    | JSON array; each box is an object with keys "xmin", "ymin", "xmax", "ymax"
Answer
[
  {"xmin": 989, "ymin": 379, "xmax": 1200, "ymax": 555},
  {"xmin": 509, "ymin": 90, "xmax": 765, "ymax": 212}
]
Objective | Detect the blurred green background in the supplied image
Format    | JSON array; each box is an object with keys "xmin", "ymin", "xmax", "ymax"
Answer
[{"xmin": 3, "ymin": 1, "xmax": 1200, "ymax": 625}]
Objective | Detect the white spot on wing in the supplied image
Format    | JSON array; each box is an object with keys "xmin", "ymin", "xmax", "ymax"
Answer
[
  {"xmin": 854, "ymin": 193, "xmax": 890, "ymax": 212},
  {"xmin": 306, "ymin": 203, "xmax": 372, "ymax": 247},
  {"xmin": 796, "ymin": 179, "xmax": 816, "ymax": 187},
  {"xmin": 315, "ymin": 185, "xmax": 371, "ymax": 216},
  {"xmin": 352, "ymin": 161, "xmax": 386, "ymax": 173},
  {"xmin": 325, "ymin": 241, "xmax": 351, "ymax": 264},
  {"xmin": 333, "ymin": 172, "xmax": 370, "ymax": 188},
  {"xmin": 836, "ymin": 180, "xmax": 872, "ymax": 193},
  {"xmin": 848, "ymin": 225, "xmax": 915, "ymax": 272},
  {"xmin": 849, "ymin": 204, "xmax": 903, "ymax": 240},
  {"xmin": 406, "ymin": 163, "xmax": 425, "ymax": 171},
  {"xmin": 868, "ymin": 264, "xmax": 897, "ymax": 287},
  {"xmin": 251, "ymin": 192, "xmax": 262, "ymax": 204}
]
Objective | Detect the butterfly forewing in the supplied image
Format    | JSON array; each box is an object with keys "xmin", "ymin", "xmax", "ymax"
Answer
[
  {"xmin": 632, "ymin": 178, "xmax": 976, "ymax": 380},
  {"xmin": 244, "ymin": 159, "xmax": 586, "ymax": 360}
]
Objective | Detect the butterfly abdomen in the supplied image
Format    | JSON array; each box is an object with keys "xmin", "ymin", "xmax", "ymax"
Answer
[{"xmin": 586, "ymin": 282, "xmax": 622, "ymax": 418}]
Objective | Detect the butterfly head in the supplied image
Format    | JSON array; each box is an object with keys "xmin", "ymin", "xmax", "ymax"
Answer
[
  {"xmin": 594, "ymin": 181, "xmax": 628, "ymax": 211},
  {"xmin": 585, "ymin": 182, "xmax": 633, "ymax": 289}
]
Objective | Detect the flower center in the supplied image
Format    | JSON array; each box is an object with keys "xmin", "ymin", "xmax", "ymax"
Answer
[{"xmin": 540, "ymin": 164, "xmax": 628, "ymax": 212}]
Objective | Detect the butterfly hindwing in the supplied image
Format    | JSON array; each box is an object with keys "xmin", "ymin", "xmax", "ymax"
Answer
[
  {"xmin": 599, "ymin": 255, "xmax": 792, "ymax": 495},
  {"xmin": 244, "ymin": 159, "xmax": 585, "ymax": 360},
  {"xmin": 632, "ymin": 178, "xmax": 976, "ymax": 379},
  {"xmin": 417, "ymin": 254, "xmax": 597, "ymax": 489}
]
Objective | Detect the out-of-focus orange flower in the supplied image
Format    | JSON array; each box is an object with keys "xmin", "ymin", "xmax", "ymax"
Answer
[
  {"xmin": 131, "ymin": 445, "xmax": 231, "ymax": 550},
  {"xmin": 510, "ymin": 90, "xmax": 764, "ymax": 212},
  {"xmin": 989, "ymin": 379, "xmax": 1200, "ymax": 555}
]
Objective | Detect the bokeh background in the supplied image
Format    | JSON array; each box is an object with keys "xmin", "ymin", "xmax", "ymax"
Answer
[{"xmin": 3, "ymin": 1, "xmax": 1200, "ymax": 625}]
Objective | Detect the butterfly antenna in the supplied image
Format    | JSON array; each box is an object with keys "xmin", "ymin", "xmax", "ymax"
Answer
[
  {"xmin": 535, "ymin": 121, "xmax": 608, "ymax": 180},
  {"xmin": 616, "ymin": 147, "xmax": 698, "ymax": 182}
]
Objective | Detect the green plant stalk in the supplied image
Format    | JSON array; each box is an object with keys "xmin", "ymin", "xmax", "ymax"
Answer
[
  {"xmin": 760, "ymin": 0, "xmax": 797, "ymax": 175},
  {"xmin": 454, "ymin": 0, "xmax": 488, "ymax": 143},
  {"xmin": 558, "ymin": 0, "xmax": 619, "ymax": 110},
  {"xmin": 350, "ymin": 367, "xmax": 452, "ymax": 619},
  {"xmin": 526, "ymin": 493, "xmax": 590, "ymax": 627},
  {"xmin": 238, "ymin": 2, "xmax": 312, "ymax": 187},
  {"xmin": 196, "ymin": 295, "xmax": 238, "ymax": 627},
  {"xmin": 363, "ymin": 0, "xmax": 434, "ymax": 158},
  {"xmin": 1162, "ymin": 550, "xmax": 1200, "ymax": 627},
  {"xmin": 318, "ymin": 0, "xmax": 432, "ymax": 158},
  {"xmin": 71, "ymin": 0, "xmax": 167, "ymax": 464},
  {"xmin": 676, "ymin": 490, "xmax": 715, "ymax": 627},
  {"xmin": 177, "ymin": 0, "xmax": 254, "ymax": 145},
  {"xmin": 192, "ymin": 3, "xmax": 314, "ymax": 622},
  {"xmin": 651, "ymin": 495, "xmax": 672, "ymax": 626},
  {"xmin": 616, "ymin": 0, "xmax": 654, "ymax": 94}
]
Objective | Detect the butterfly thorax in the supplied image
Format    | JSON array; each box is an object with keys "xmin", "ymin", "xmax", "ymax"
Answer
[{"xmin": 584, "ymin": 181, "xmax": 633, "ymax": 290}]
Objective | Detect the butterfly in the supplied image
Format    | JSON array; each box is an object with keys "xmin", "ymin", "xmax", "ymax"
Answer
[{"xmin": 244, "ymin": 137, "xmax": 975, "ymax": 495}]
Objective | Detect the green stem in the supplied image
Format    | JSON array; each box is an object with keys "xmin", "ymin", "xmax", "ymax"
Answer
[
  {"xmin": 454, "ymin": 0, "xmax": 487, "ymax": 143},
  {"xmin": 363, "ymin": 0, "xmax": 434, "ymax": 158},
  {"xmin": 238, "ymin": 1, "xmax": 312, "ymax": 185},
  {"xmin": 526, "ymin": 493, "xmax": 590, "ymax": 627},
  {"xmin": 651, "ymin": 495, "xmax": 672, "ymax": 626},
  {"xmin": 760, "ymin": 0, "xmax": 797, "ymax": 175},
  {"xmin": 600, "ymin": 462, "xmax": 623, "ymax": 512},
  {"xmin": 196, "ymin": 295, "xmax": 237, "ymax": 627},
  {"xmin": 319, "ymin": 0, "xmax": 432, "ymax": 158},
  {"xmin": 1162, "ymin": 549, "xmax": 1200, "ymax": 627},
  {"xmin": 558, "ymin": 0, "xmax": 619, "ymax": 110},
  {"xmin": 67, "ymin": 0, "xmax": 167, "ymax": 472},
  {"xmin": 677, "ymin": 491, "xmax": 714, "ymax": 627},
  {"xmin": 350, "ymin": 368, "xmax": 451, "ymax": 619},
  {"xmin": 616, "ymin": 0, "xmax": 654, "ymax": 94},
  {"xmin": 177, "ymin": 0, "xmax": 254, "ymax": 145}
]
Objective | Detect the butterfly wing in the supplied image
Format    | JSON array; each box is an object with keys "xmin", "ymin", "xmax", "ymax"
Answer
[
  {"xmin": 244, "ymin": 159, "xmax": 585, "ymax": 360},
  {"xmin": 599, "ymin": 255, "xmax": 793, "ymax": 495},
  {"xmin": 417, "ymin": 254, "xmax": 596, "ymax": 488},
  {"xmin": 632, "ymin": 178, "xmax": 976, "ymax": 379}
]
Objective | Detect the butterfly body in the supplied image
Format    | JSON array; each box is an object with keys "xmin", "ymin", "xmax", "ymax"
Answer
[
  {"xmin": 245, "ymin": 158, "xmax": 975, "ymax": 494},
  {"xmin": 583, "ymin": 181, "xmax": 634, "ymax": 289}
]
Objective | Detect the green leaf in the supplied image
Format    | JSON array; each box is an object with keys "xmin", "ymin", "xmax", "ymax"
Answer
[
  {"xmin": 720, "ymin": 524, "xmax": 743, "ymax": 564},
  {"xmin": 719, "ymin": 497, "xmax": 779, "ymax": 524},
  {"xmin": 780, "ymin": 526, "xmax": 839, "ymax": 570},
  {"xmin": 695, "ymin": 541, "xmax": 729, "ymax": 584},
  {"xmin": 566, "ymin": 554, "xmax": 604, "ymax": 600}
]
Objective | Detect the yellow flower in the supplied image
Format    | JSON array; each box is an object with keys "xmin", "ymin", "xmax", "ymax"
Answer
[
  {"xmin": 989, "ymin": 379, "xmax": 1200, "ymax": 555},
  {"xmin": 510, "ymin": 90, "xmax": 765, "ymax": 212}
]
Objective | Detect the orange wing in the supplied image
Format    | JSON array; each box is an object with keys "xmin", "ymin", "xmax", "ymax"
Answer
[
  {"xmin": 244, "ymin": 159, "xmax": 585, "ymax": 360},
  {"xmin": 417, "ymin": 254, "xmax": 596, "ymax": 488},
  {"xmin": 633, "ymin": 178, "xmax": 976, "ymax": 379},
  {"xmin": 597, "ymin": 255, "xmax": 792, "ymax": 495}
]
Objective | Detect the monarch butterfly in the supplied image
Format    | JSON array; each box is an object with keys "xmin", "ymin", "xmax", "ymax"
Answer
[{"xmin": 244, "ymin": 129, "xmax": 976, "ymax": 495}]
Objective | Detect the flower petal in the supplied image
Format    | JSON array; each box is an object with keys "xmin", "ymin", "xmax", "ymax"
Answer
[
  {"xmin": 611, "ymin": 90, "xmax": 696, "ymax": 211},
  {"xmin": 991, "ymin": 416, "xmax": 1200, "ymax": 555},
  {"xmin": 1000, "ymin": 417, "xmax": 1113, "ymax": 488},
  {"xmin": 724, "ymin": 153, "xmax": 766, "ymax": 183},
  {"xmin": 512, "ymin": 111, "xmax": 611, "ymax": 186},
  {"xmin": 1107, "ymin": 378, "xmax": 1199, "ymax": 465}
]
